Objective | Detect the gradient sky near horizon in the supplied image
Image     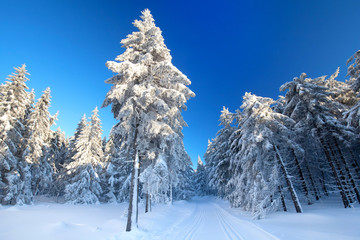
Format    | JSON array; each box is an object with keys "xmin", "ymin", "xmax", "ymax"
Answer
[{"xmin": 1, "ymin": 0, "xmax": 360, "ymax": 167}]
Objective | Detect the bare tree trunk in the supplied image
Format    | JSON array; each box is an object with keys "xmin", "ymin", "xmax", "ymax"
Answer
[{"xmin": 274, "ymin": 146, "xmax": 302, "ymax": 213}]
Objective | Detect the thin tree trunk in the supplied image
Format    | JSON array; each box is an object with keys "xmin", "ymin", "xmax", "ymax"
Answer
[
  {"xmin": 307, "ymin": 164, "xmax": 321, "ymax": 200},
  {"xmin": 149, "ymin": 195, "xmax": 152, "ymax": 212},
  {"xmin": 320, "ymin": 169, "xmax": 328, "ymax": 197},
  {"xmin": 126, "ymin": 121, "xmax": 139, "ymax": 232},
  {"xmin": 145, "ymin": 192, "xmax": 149, "ymax": 213},
  {"xmin": 274, "ymin": 146, "xmax": 302, "ymax": 213},
  {"xmin": 318, "ymin": 136, "xmax": 350, "ymax": 208},
  {"xmin": 327, "ymin": 138, "xmax": 354, "ymax": 203},
  {"xmin": 292, "ymin": 149, "xmax": 311, "ymax": 205},
  {"xmin": 332, "ymin": 136, "xmax": 360, "ymax": 203},
  {"xmin": 278, "ymin": 185, "xmax": 287, "ymax": 212},
  {"xmin": 136, "ymin": 161, "xmax": 140, "ymax": 225},
  {"xmin": 348, "ymin": 149, "xmax": 360, "ymax": 177}
]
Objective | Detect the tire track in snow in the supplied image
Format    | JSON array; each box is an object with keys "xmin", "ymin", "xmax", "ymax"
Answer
[
  {"xmin": 181, "ymin": 205, "xmax": 203, "ymax": 240},
  {"xmin": 216, "ymin": 207, "xmax": 246, "ymax": 240},
  {"xmin": 158, "ymin": 198, "xmax": 280, "ymax": 240},
  {"xmin": 212, "ymin": 203, "xmax": 280, "ymax": 240}
]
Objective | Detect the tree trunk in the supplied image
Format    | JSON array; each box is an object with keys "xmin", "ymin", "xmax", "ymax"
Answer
[
  {"xmin": 126, "ymin": 122, "xmax": 139, "ymax": 232},
  {"xmin": 292, "ymin": 149, "xmax": 312, "ymax": 205},
  {"xmin": 150, "ymin": 195, "xmax": 152, "ymax": 212},
  {"xmin": 318, "ymin": 136, "xmax": 350, "ymax": 208},
  {"xmin": 331, "ymin": 136, "xmax": 360, "ymax": 203},
  {"xmin": 274, "ymin": 145, "xmax": 302, "ymax": 213},
  {"xmin": 145, "ymin": 192, "xmax": 149, "ymax": 213},
  {"xmin": 327, "ymin": 139, "xmax": 354, "ymax": 204},
  {"xmin": 306, "ymin": 164, "xmax": 320, "ymax": 200},
  {"xmin": 278, "ymin": 185, "xmax": 287, "ymax": 212}
]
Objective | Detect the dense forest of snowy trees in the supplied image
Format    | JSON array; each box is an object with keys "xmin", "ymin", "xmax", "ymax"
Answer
[
  {"xmin": 204, "ymin": 50, "xmax": 360, "ymax": 219},
  {"xmin": 0, "ymin": 9, "xmax": 196, "ymax": 232},
  {"xmin": 0, "ymin": 8, "xmax": 359, "ymax": 231}
]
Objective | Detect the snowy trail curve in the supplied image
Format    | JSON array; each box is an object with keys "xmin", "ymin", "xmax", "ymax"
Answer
[{"xmin": 159, "ymin": 198, "xmax": 280, "ymax": 240}]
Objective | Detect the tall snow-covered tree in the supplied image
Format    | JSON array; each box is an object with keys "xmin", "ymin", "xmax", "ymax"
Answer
[
  {"xmin": 0, "ymin": 65, "xmax": 33, "ymax": 205},
  {"xmin": 194, "ymin": 156, "xmax": 207, "ymax": 196},
  {"xmin": 69, "ymin": 114, "xmax": 87, "ymax": 158},
  {"xmin": 103, "ymin": 133, "xmax": 132, "ymax": 203},
  {"xmin": 345, "ymin": 50, "xmax": 360, "ymax": 129},
  {"xmin": 22, "ymin": 88, "xmax": 57, "ymax": 195},
  {"xmin": 48, "ymin": 128, "xmax": 70, "ymax": 197},
  {"xmin": 64, "ymin": 108, "xmax": 104, "ymax": 204},
  {"xmin": 280, "ymin": 73, "xmax": 360, "ymax": 207},
  {"xmin": 227, "ymin": 93, "xmax": 302, "ymax": 218},
  {"xmin": 204, "ymin": 107, "xmax": 237, "ymax": 197},
  {"xmin": 102, "ymin": 9, "xmax": 194, "ymax": 231}
]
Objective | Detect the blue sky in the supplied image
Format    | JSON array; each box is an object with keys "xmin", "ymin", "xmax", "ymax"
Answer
[{"xmin": 1, "ymin": 0, "xmax": 360, "ymax": 167}]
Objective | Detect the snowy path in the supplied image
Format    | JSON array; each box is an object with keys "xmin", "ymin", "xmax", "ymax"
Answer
[
  {"xmin": 1, "ymin": 196, "xmax": 359, "ymax": 240},
  {"xmin": 157, "ymin": 198, "xmax": 279, "ymax": 240}
]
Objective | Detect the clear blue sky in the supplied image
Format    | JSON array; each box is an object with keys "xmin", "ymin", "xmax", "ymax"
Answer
[{"xmin": 1, "ymin": 0, "xmax": 360, "ymax": 167}]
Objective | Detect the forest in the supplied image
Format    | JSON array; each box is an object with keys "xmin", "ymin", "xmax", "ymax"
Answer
[{"xmin": 0, "ymin": 9, "xmax": 360, "ymax": 233}]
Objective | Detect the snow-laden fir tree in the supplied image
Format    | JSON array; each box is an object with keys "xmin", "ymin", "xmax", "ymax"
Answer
[
  {"xmin": 48, "ymin": 128, "xmax": 70, "ymax": 197},
  {"xmin": 64, "ymin": 108, "xmax": 104, "ymax": 204},
  {"xmin": 0, "ymin": 65, "xmax": 33, "ymax": 205},
  {"xmin": 280, "ymin": 73, "xmax": 360, "ymax": 207},
  {"xmin": 227, "ymin": 93, "xmax": 302, "ymax": 219},
  {"xmin": 69, "ymin": 114, "xmax": 87, "ymax": 159},
  {"xmin": 194, "ymin": 156, "xmax": 207, "ymax": 196},
  {"xmin": 204, "ymin": 107, "xmax": 237, "ymax": 197},
  {"xmin": 173, "ymin": 163, "xmax": 195, "ymax": 201},
  {"xmin": 102, "ymin": 9, "xmax": 194, "ymax": 231},
  {"xmin": 345, "ymin": 50, "xmax": 360, "ymax": 129},
  {"xmin": 22, "ymin": 88, "xmax": 57, "ymax": 195},
  {"xmin": 103, "ymin": 133, "xmax": 132, "ymax": 203}
]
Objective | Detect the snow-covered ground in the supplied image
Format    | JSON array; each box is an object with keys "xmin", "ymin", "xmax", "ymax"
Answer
[{"xmin": 0, "ymin": 196, "xmax": 359, "ymax": 240}]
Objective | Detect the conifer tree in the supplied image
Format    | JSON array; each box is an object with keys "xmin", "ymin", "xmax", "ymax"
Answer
[
  {"xmin": 103, "ymin": 9, "xmax": 194, "ymax": 231},
  {"xmin": 103, "ymin": 134, "xmax": 132, "ymax": 203},
  {"xmin": 345, "ymin": 50, "xmax": 360, "ymax": 129},
  {"xmin": 281, "ymin": 73, "xmax": 360, "ymax": 207},
  {"xmin": 204, "ymin": 107, "xmax": 236, "ymax": 197},
  {"xmin": 64, "ymin": 108, "xmax": 103, "ymax": 204},
  {"xmin": 228, "ymin": 93, "xmax": 302, "ymax": 218},
  {"xmin": 194, "ymin": 156, "xmax": 207, "ymax": 196},
  {"xmin": 0, "ymin": 65, "xmax": 33, "ymax": 204},
  {"xmin": 48, "ymin": 128, "xmax": 70, "ymax": 197},
  {"xmin": 22, "ymin": 88, "xmax": 57, "ymax": 195}
]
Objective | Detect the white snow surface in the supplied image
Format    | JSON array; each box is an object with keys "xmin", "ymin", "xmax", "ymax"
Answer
[{"xmin": 0, "ymin": 196, "xmax": 359, "ymax": 240}]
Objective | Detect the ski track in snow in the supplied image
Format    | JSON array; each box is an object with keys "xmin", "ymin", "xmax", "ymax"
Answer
[{"xmin": 159, "ymin": 198, "xmax": 279, "ymax": 240}]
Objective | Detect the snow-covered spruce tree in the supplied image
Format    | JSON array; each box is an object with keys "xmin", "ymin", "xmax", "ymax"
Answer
[
  {"xmin": 194, "ymin": 156, "xmax": 207, "ymax": 196},
  {"xmin": 347, "ymin": 50, "xmax": 360, "ymax": 93},
  {"xmin": 227, "ymin": 93, "xmax": 302, "ymax": 219},
  {"xmin": 102, "ymin": 9, "xmax": 194, "ymax": 231},
  {"xmin": 0, "ymin": 65, "xmax": 34, "ymax": 205},
  {"xmin": 64, "ymin": 108, "xmax": 104, "ymax": 204},
  {"xmin": 103, "ymin": 133, "xmax": 132, "ymax": 203},
  {"xmin": 69, "ymin": 114, "xmax": 87, "ymax": 159},
  {"xmin": 22, "ymin": 88, "xmax": 57, "ymax": 196},
  {"xmin": 281, "ymin": 73, "xmax": 360, "ymax": 207},
  {"xmin": 204, "ymin": 107, "xmax": 237, "ymax": 197},
  {"xmin": 48, "ymin": 128, "xmax": 70, "ymax": 198},
  {"xmin": 345, "ymin": 50, "xmax": 360, "ymax": 129},
  {"xmin": 173, "ymin": 163, "xmax": 195, "ymax": 201}
]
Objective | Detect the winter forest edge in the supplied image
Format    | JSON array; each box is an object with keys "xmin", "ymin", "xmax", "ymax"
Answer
[{"xmin": 1, "ymin": 8, "xmax": 360, "ymax": 231}]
